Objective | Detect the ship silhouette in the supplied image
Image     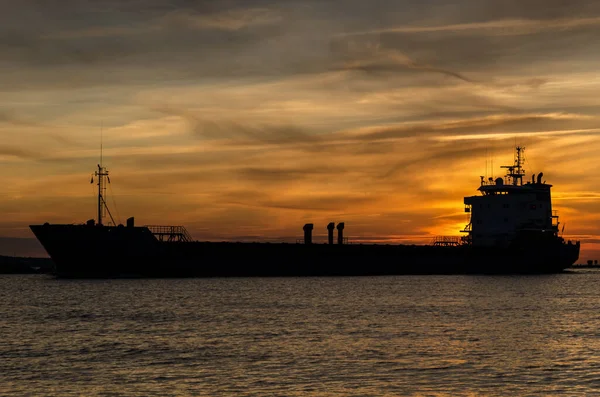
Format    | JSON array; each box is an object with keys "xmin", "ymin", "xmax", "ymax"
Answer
[{"xmin": 30, "ymin": 146, "xmax": 580, "ymax": 278}]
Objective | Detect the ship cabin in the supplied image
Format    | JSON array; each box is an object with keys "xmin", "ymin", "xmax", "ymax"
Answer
[{"xmin": 462, "ymin": 147, "xmax": 559, "ymax": 248}]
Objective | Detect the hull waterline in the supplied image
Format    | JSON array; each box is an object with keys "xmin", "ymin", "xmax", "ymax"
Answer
[{"xmin": 30, "ymin": 224, "xmax": 580, "ymax": 278}]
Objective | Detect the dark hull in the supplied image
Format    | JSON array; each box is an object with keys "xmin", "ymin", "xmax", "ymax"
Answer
[{"xmin": 30, "ymin": 224, "xmax": 581, "ymax": 278}]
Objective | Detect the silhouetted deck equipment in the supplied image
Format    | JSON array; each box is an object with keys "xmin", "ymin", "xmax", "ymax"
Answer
[
  {"xmin": 303, "ymin": 223, "xmax": 313, "ymax": 244},
  {"xmin": 432, "ymin": 236, "xmax": 463, "ymax": 247},
  {"xmin": 146, "ymin": 225, "xmax": 193, "ymax": 242},
  {"xmin": 327, "ymin": 222, "xmax": 335, "ymax": 244},
  {"xmin": 337, "ymin": 222, "xmax": 345, "ymax": 245}
]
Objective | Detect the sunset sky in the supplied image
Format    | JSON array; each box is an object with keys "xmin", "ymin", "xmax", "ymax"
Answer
[{"xmin": 2, "ymin": 0, "xmax": 600, "ymax": 261}]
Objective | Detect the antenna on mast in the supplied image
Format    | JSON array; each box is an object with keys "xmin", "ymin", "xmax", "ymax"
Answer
[
  {"xmin": 491, "ymin": 143, "xmax": 494, "ymax": 179},
  {"xmin": 501, "ymin": 145, "xmax": 526, "ymax": 186},
  {"xmin": 485, "ymin": 147, "xmax": 488, "ymax": 179}
]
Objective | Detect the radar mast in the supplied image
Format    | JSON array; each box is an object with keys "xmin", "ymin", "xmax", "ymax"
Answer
[
  {"xmin": 500, "ymin": 146, "xmax": 526, "ymax": 186},
  {"xmin": 94, "ymin": 164, "xmax": 112, "ymax": 225},
  {"xmin": 90, "ymin": 127, "xmax": 116, "ymax": 226}
]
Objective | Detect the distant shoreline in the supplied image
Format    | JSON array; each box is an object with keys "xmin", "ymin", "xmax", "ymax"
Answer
[
  {"xmin": 0, "ymin": 255, "xmax": 54, "ymax": 274},
  {"xmin": 570, "ymin": 264, "xmax": 600, "ymax": 269}
]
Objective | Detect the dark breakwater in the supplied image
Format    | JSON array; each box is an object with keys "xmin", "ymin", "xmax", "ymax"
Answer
[{"xmin": 0, "ymin": 255, "xmax": 53, "ymax": 274}]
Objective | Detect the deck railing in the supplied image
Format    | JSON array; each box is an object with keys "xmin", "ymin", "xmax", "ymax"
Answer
[
  {"xmin": 431, "ymin": 236, "xmax": 463, "ymax": 247},
  {"xmin": 296, "ymin": 237, "xmax": 351, "ymax": 244},
  {"xmin": 146, "ymin": 225, "xmax": 193, "ymax": 242}
]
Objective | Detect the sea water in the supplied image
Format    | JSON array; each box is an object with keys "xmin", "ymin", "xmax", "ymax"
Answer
[{"xmin": 1, "ymin": 270, "xmax": 600, "ymax": 396}]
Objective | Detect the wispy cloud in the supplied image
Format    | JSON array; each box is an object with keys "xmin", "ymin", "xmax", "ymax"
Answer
[
  {"xmin": 44, "ymin": 7, "xmax": 283, "ymax": 39},
  {"xmin": 336, "ymin": 46, "xmax": 474, "ymax": 83},
  {"xmin": 337, "ymin": 113, "xmax": 595, "ymax": 142},
  {"xmin": 43, "ymin": 26, "xmax": 145, "ymax": 40},
  {"xmin": 0, "ymin": 145, "xmax": 40, "ymax": 160},
  {"xmin": 151, "ymin": 105, "xmax": 320, "ymax": 146},
  {"xmin": 0, "ymin": 110, "xmax": 37, "ymax": 126},
  {"xmin": 335, "ymin": 16, "xmax": 600, "ymax": 37},
  {"xmin": 160, "ymin": 7, "xmax": 282, "ymax": 31}
]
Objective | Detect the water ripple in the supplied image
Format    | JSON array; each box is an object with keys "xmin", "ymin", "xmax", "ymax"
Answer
[{"xmin": 1, "ymin": 271, "xmax": 600, "ymax": 396}]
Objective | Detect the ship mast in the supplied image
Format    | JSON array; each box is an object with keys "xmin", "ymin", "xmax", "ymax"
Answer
[
  {"xmin": 95, "ymin": 164, "xmax": 109, "ymax": 225},
  {"xmin": 500, "ymin": 146, "xmax": 526, "ymax": 186},
  {"xmin": 92, "ymin": 127, "xmax": 115, "ymax": 226}
]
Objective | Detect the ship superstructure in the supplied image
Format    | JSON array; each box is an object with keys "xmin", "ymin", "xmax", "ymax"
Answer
[{"xmin": 462, "ymin": 146, "xmax": 560, "ymax": 248}]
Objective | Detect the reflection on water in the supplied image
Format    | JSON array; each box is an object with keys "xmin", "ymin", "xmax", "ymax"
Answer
[{"xmin": 1, "ymin": 270, "xmax": 599, "ymax": 396}]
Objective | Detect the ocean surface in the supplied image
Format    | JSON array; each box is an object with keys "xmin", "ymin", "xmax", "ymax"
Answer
[{"xmin": 1, "ymin": 271, "xmax": 600, "ymax": 396}]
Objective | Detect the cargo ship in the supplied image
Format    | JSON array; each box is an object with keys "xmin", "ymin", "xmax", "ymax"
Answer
[{"xmin": 30, "ymin": 146, "xmax": 580, "ymax": 277}]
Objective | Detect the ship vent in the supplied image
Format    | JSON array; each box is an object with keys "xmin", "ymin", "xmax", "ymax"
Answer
[
  {"xmin": 432, "ymin": 236, "xmax": 462, "ymax": 247},
  {"xmin": 146, "ymin": 225, "xmax": 193, "ymax": 242}
]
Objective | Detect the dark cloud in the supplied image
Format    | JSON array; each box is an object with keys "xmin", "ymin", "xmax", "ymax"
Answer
[
  {"xmin": 329, "ymin": 1, "xmax": 600, "ymax": 73},
  {"xmin": 0, "ymin": 1, "xmax": 297, "ymax": 89},
  {"xmin": 152, "ymin": 105, "xmax": 320, "ymax": 146},
  {"xmin": 334, "ymin": 28, "xmax": 600, "ymax": 79},
  {"xmin": 0, "ymin": 29, "xmax": 131, "ymax": 66},
  {"xmin": 344, "ymin": 113, "xmax": 593, "ymax": 143},
  {"xmin": 380, "ymin": 143, "xmax": 496, "ymax": 180},
  {"xmin": 464, "ymin": 0, "xmax": 600, "ymax": 21},
  {"xmin": 237, "ymin": 166, "xmax": 341, "ymax": 182},
  {"xmin": 109, "ymin": 151, "xmax": 243, "ymax": 169},
  {"xmin": 263, "ymin": 196, "xmax": 374, "ymax": 212},
  {"xmin": 0, "ymin": 110, "xmax": 78, "ymax": 147},
  {"xmin": 329, "ymin": 40, "xmax": 475, "ymax": 83},
  {"xmin": 0, "ymin": 110, "xmax": 36, "ymax": 126},
  {"xmin": 193, "ymin": 119, "xmax": 318, "ymax": 145},
  {"xmin": 0, "ymin": 145, "xmax": 39, "ymax": 160},
  {"xmin": 221, "ymin": 190, "xmax": 378, "ymax": 212},
  {"xmin": 3, "ymin": 0, "xmax": 600, "ymax": 92}
]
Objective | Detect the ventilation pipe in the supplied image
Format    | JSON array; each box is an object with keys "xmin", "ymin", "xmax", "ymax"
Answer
[
  {"xmin": 326, "ymin": 222, "xmax": 335, "ymax": 244},
  {"xmin": 303, "ymin": 223, "xmax": 314, "ymax": 244},
  {"xmin": 337, "ymin": 222, "xmax": 345, "ymax": 245}
]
